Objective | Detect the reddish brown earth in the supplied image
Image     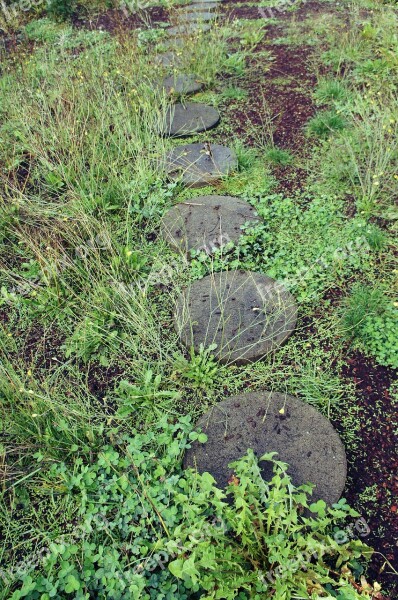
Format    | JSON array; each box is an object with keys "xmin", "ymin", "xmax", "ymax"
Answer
[
  {"xmin": 342, "ymin": 354, "xmax": 398, "ymax": 595},
  {"xmin": 72, "ymin": 4, "xmax": 170, "ymax": 33},
  {"xmin": 218, "ymin": 1, "xmax": 398, "ymax": 593}
]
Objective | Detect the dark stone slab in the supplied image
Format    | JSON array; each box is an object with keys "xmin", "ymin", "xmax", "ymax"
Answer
[
  {"xmin": 163, "ymin": 37, "xmax": 186, "ymax": 48},
  {"xmin": 161, "ymin": 195, "xmax": 259, "ymax": 253},
  {"xmin": 177, "ymin": 11, "xmax": 216, "ymax": 21},
  {"xmin": 164, "ymin": 142, "xmax": 237, "ymax": 187},
  {"xmin": 161, "ymin": 74, "xmax": 204, "ymax": 96},
  {"xmin": 154, "ymin": 51, "xmax": 182, "ymax": 68},
  {"xmin": 174, "ymin": 270, "xmax": 297, "ymax": 363},
  {"xmin": 187, "ymin": 2, "xmax": 219, "ymax": 8},
  {"xmin": 167, "ymin": 22, "xmax": 211, "ymax": 36},
  {"xmin": 184, "ymin": 391, "xmax": 347, "ymax": 505},
  {"xmin": 162, "ymin": 102, "xmax": 220, "ymax": 137}
]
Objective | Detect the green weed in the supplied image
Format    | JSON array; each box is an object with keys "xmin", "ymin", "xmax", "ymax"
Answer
[
  {"xmin": 314, "ymin": 79, "xmax": 349, "ymax": 104},
  {"xmin": 307, "ymin": 110, "xmax": 347, "ymax": 138},
  {"xmin": 3, "ymin": 418, "xmax": 375, "ymax": 599},
  {"xmin": 264, "ymin": 146, "xmax": 293, "ymax": 166}
]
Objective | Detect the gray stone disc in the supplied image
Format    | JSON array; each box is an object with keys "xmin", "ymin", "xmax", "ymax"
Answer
[
  {"xmin": 154, "ymin": 51, "xmax": 182, "ymax": 68},
  {"xmin": 183, "ymin": 391, "xmax": 347, "ymax": 505},
  {"xmin": 188, "ymin": 2, "xmax": 219, "ymax": 9},
  {"xmin": 164, "ymin": 142, "xmax": 237, "ymax": 187},
  {"xmin": 177, "ymin": 11, "xmax": 216, "ymax": 21},
  {"xmin": 167, "ymin": 22, "xmax": 211, "ymax": 36},
  {"xmin": 162, "ymin": 37, "xmax": 187, "ymax": 50},
  {"xmin": 174, "ymin": 270, "xmax": 297, "ymax": 363},
  {"xmin": 162, "ymin": 103, "xmax": 220, "ymax": 137},
  {"xmin": 161, "ymin": 195, "xmax": 259, "ymax": 254},
  {"xmin": 161, "ymin": 74, "xmax": 204, "ymax": 96}
]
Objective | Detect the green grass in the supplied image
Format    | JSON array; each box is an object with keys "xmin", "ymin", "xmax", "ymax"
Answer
[
  {"xmin": 306, "ymin": 109, "xmax": 347, "ymax": 137},
  {"xmin": 264, "ymin": 146, "xmax": 293, "ymax": 165}
]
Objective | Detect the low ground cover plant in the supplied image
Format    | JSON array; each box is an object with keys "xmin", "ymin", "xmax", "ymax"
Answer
[{"xmin": 2, "ymin": 419, "xmax": 379, "ymax": 599}]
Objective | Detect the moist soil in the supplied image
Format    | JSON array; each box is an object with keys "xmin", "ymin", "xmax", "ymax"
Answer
[
  {"xmin": 342, "ymin": 354, "xmax": 398, "ymax": 595},
  {"xmin": 71, "ymin": 4, "xmax": 170, "ymax": 33}
]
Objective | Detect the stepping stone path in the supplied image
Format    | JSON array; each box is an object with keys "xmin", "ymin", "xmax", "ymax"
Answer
[
  {"xmin": 161, "ymin": 74, "xmax": 204, "ymax": 96},
  {"xmin": 174, "ymin": 270, "xmax": 298, "ymax": 364},
  {"xmin": 154, "ymin": 0, "xmax": 347, "ymax": 501},
  {"xmin": 183, "ymin": 391, "xmax": 347, "ymax": 505},
  {"xmin": 161, "ymin": 195, "xmax": 259, "ymax": 254},
  {"xmin": 162, "ymin": 102, "xmax": 220, "ymax": 137},
  {"xmin": 164, "ymin": 142, "xmax": 237, "ymax": 187}
]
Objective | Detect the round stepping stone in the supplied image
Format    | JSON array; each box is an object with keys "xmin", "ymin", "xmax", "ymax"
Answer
[
  {"xmin": 161, "ymin": 195, "xmax": 259, "ymax": 254},
  {"xmin": 162, "ymin": 37, "xmax": 187, "ymax": 51},
  {"xmin": 177, "ymin": 11, "xmax": 216, "ymax": 22},
  {"xmin": 188, "ymin": 2, "xmax": 219, "ymax": 9},
  {"xmin": 154, "ymin": 51, "xmax": 182, "ymax": 68},
  {"xmin": 174, "ymin": 270, "xmax": 297, "ymax": 363},
  {"xmin": 164, "ymin": 142, "xmax": 237, "ymax": 187},
  {"xmin": 167, "ymin": 22, "xmax": 211, "ymax": 36},
  {"xmin": 184, "ymin": 391, "xmax": 347, "ymax": 505},
  {"xmin": 162, "ymin": 102, "xmax": 220, "ymax": 137},
  {"xmin": 161, "ymin": 74, "xmax": 204, "ymax": 96}
]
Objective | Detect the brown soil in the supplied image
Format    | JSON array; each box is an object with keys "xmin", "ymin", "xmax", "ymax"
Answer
[
  {"xmin": 218, "ymin": 1, "xmax": 398, "ymax": 593},
  {"xmin": 72, "ymin": 4, "xmax": 170, "ymax": 33},
  {"xmin": 342, "ymin": 354, "xmax": 398, "ymax": 594}
]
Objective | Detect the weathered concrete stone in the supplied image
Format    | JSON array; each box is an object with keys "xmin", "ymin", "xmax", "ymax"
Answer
[
  {"xmin": 167, "ymin": 22, "xmax": 211, "ymax": 36},
  {"xmin": 174, "ymin": 270, "xmax": 297, "ymax": 363},
  {"xmin": 154, "ymin": 51, "xmax": 182, "ymax": 68},
  {"xmin": 162, "ymin": 102, "xmax": 220, "ymax": 137},
  {"xmin": 163, "ymin": 36, "xmax": 186, "ymax": 49},
  {"xmin": 161, "ymin": 74, "xmax": 204, "ymax": 95},
  {"xmin": 161, "ymin": 195, "xmax": 259, "ymax": 253},
  {"xmin": 164, "ymin": 142, "xmax": 237, "ymax": 187},
  {"xmin": 184, "ymin": 391, "xmax": 347, "ymax": 505},
  {"xmin": 188, "ymin": 2, "xmax": 219, "ymax": 9},
  {"xmin": 177, "ymin": 11, "xmax": 216, "ymax": 21}
]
